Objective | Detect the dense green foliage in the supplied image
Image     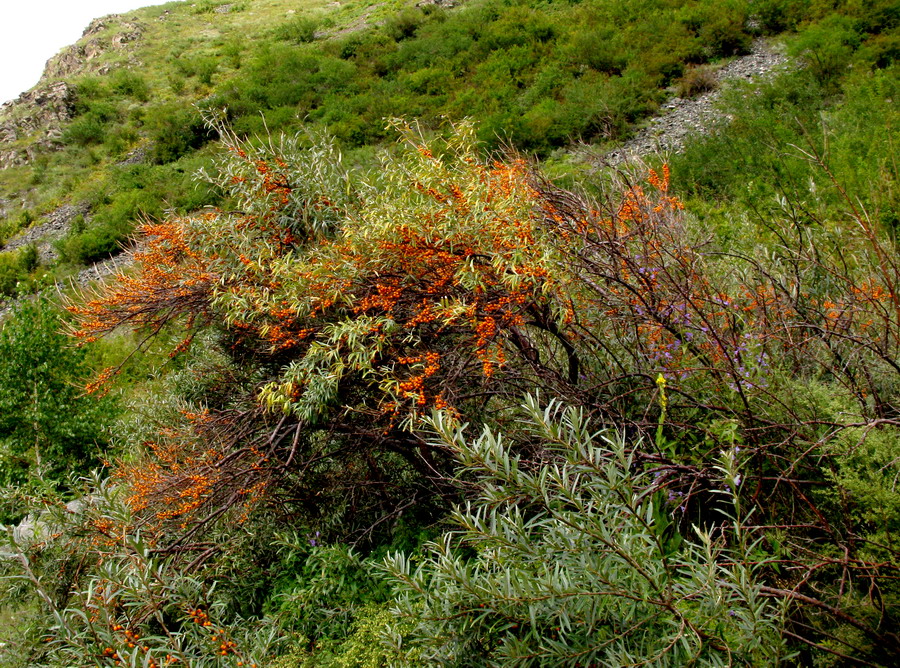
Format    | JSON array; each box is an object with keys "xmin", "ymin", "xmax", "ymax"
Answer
[
  {"xmin": 0, "ymin": 244, "xmax": 39, "ymax": 297},
  {"xmin": 212, "ymin": 0, "xmax": 755, "ymax": 150},
  {"xmin": 0, "ymin": 295, "xmax": 115, "ymax": 517},
  {"xmin": 3, "ymin": 0, "xmax": 897, "ymax": 288},
  {"xmin": 384, "ymin": 399, "xmax": 786, "ymax": 665}
]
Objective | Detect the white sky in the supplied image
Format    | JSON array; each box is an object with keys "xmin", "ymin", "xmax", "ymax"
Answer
[{"xmin": 0, "ymin": 0, "xmax": 166, "ymax": 104}]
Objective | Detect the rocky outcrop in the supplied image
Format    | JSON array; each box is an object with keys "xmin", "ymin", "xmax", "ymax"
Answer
[
  {"xmin": 117, "ymin": 146, "xmax": 148, "ymax": 166},
  {"xmin": 0, "ymin": 83, "xmax": 74, "ymax": 141},
  {"xmin": 0, "ymin": 82, "xmax": 74, "ymax": 168},
  {"xmin": 0, "ymin": 15, "xmax": 145, "ymax": 170},
  {"xmin": 43, "ymin": 16, "xmax": 144, "ymax": 81}
]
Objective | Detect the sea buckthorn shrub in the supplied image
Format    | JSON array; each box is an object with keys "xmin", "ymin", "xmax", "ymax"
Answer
[
  {"xmin": 383, "ymin": 397, "xmax": 787, "ymax": 666},
  {"xmin": 66, "ymin": 118, "xmax": 582, "ymax": 550},
  {"xmin": 53, "ymin": 115, "xmax": 900, "ymax": 662},
  {"xmin": 0, "ymin": 478, "xmax": 279, "ymax": 668}
]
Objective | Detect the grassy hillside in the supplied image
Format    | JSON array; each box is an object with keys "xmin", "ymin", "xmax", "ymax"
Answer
[
  {"xmin": 0, "ymin": 0, "xmax": 808, "ymax": 283},
  {"xmin": 0, "ymin": 0, "xmax": 899, "ymax": 665}
]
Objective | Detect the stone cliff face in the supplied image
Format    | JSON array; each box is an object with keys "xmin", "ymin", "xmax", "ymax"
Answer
[
  {"xmin": 0, "ymin": 83, "xmax": 74, "ymax": 169},
  {"xmin": 42, "ymin": 16, "xmax": 143, "ymax": 81},
  {"xmin": 0, "ymin": 14, "xmax": 144, "ymax": 170}
]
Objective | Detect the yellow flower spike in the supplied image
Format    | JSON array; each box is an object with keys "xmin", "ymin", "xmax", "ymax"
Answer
[{"xmin": 655, "ymin": 373, "xmax": 668, "ymax": 412}]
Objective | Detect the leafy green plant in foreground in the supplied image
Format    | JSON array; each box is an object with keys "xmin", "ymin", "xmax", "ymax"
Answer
[{"xmin": 384, "ymin": 397, "xmax": 788, "ymax": 666}]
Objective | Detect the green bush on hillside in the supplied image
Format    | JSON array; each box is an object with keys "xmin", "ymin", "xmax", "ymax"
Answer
[
  {"xmin": 108, "ymin": 70, "xmax": 150, "ymax": 102},
  {"xmin": 274, "ymin": 16, "xmax": 319, "ymax": 44},
  {"xmin": 0, "ymin": 295, "xmax": 115, "ymax": 501},
  {"xmin": 210, "ymin": 0, "xmax": 758, "ymax": 151},
  {"xmin": 147, "ymin": 104, "xmax": 214, "ymax": 164}
]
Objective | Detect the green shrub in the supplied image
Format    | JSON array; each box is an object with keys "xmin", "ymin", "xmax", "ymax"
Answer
[
  {"xmin": 62, "ymin": 114, "xmax": 107, "ymax": 146},
  {"xmin": 168, "ymin": 72, "xmax": 187, "ymax": 94},
  {"xmin": 274, "ymin": 16, "xmax": 319, "ymax": 44},
  {"xmin": 0, "ymin": 295, "xmax": 115, "ymax": 495},
  {"xmin": 271, "ymin": 542, "xmax": 392, "ymax": 641},
  {"xmin": 0, "ymin": 245, "xmax": 39, "ymax": 296},
  {"xmin": 0, "ymin": 253, "xmax": 22, "ymax": 296},
  {"xmin": 109, "ymin": 69, "xmax": 150, "ymax": 101},
  {"xmin": 103, "ymin": 124, "xmax": 140, "ymax": 158},
  {"xmin": 563, "ymin": 27, "xmax": 626, "ymax": 74},
  {"xmin": 57, "ymin": 189, "xmax": 161, "ymax": 264},
  {"xmin": 272, "ymin": 604, "xmax": 422, "ymax": 668},
  {"xmin": 0, "ymin": 210, "xmax": 32, "ymax": 245},
  {"xmin": 856, "ymin": 30, "xmax": 900, "ymax": 68},
  {"xmin": 72, "ymin": 75, "xmax": 106, "ymax": 105},
  {"xmin": 698, "ymin": 8, "xmax": 752, "ymax": 56},
  {"xmin": 63, "ymin": 100, "xmax": 120, "ymax": 147},
  {"xmin": 384, "ymin": 399, "xmax": 787, "ymax": 665},
  {"xmin": 195, "ymin": 56, "xmax": 219, "ymax": 85},
  {"xmin": 789, "ymin": 15, "xmax": 862, "ymax": 86},
  {"xmin": 16, "ymin": 243, "xmax": 37, "ymax": 273},
  {"xmin": 146, "ymin": 104, "xmax": 213, "ymax": 164},
  {"xmin": 384, "ymin": 8, "xmax": 425, "ymax": 41},
  {"xmin": 56, "ymin": 222, "xmax": 121, "ymax": 265},
  {"xmin": 849, "ymin": 0, "xmax": 900, "ymax": 34},
  {"xmin": 750, "ymin": 0, "xmax": 810, "ymax": 34},
  {"xmin": 221, "ymin": 38, "xmax": 244, "ymax": 69}
]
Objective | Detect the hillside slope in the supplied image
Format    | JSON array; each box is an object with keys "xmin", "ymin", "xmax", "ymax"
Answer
[{"xmin": 0, "ymin": 0, "xmax": 790, "ymax": 293}]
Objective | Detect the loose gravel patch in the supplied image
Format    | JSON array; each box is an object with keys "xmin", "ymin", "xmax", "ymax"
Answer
[{"xmin": 600, "ymin": 39, "xmax": 792, "ymax": 166}]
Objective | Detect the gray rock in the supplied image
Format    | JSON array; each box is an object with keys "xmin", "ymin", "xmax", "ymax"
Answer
[
  {"xmin": 597, "ymin": 39, "xmax": 792, "ymax": 168},
  {"xmin": 3, "ymin": 202, "xmax": 91, "ymax": 262},
  {"xmin": 1, "ymin": 496, "xmax": 99, "ymax": 560},
  {"xmin": 118, "ymin": 146, "xmax": 148, "ymax": 165}
]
